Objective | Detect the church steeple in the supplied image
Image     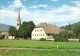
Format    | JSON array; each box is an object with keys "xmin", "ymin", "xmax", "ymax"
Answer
[
  {"xmin": 16, "ymin": 10, "xmax": 21, "ymax": 30},
  {"xmin": 17, "ymin": 10, "xmax": 21, "ymax": 22}
]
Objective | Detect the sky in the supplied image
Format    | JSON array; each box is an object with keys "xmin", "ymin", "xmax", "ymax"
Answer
[{"xmin": 0, "ymin": 0, "xmax": 80, "ymax": 27}]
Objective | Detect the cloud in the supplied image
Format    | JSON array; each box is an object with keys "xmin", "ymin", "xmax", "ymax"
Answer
[
  {"xmin": 38, "ymin": 4, "xmax": 48, "ymax": 8},
  {"xmin": 50, "ymin": 0, "xmax": 58, "ymax": 2},
  {"xmin": 29, "ymin": 4, "xmax": 80, "ymax": 26},
  {"xmin": 71, "ymin": 1, "xmax": 80, "ymax": 7},
  {"xmin": 0, "ymin": 0, "xmax": 80, "ymax": 27},
  {"xmin": 13, "ymin": 0, "xmax": 24, "ymax": 8},
  {"xmin": 29, "ymin": 4, "xmax": 48, "ymax": 9},
  {"xmin": 29, "ymin": 5, "xmax": 38, "ymax": 8}
]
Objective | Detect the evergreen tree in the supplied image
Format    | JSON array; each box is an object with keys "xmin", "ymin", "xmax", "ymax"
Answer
[
  {"xmin": 64, "ymin": 23, "xmax": 71, "ymax": 30},
  {"xmin": 68, "ymin": 23, "xmax": 71, "ymax": 30},
  {"xmin": 73, "ymin": 23, "xmax": 80, "ymax": 35}
]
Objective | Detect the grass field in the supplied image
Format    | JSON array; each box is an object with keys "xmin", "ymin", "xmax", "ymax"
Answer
[
  {"xmin": 0, "ymin": 40, "xmax": 80, "ymax": 49},
  {"xmin": 0, "ymin": 49, "xmax": 80, "ymax": 56},
  {"xmin": 0, "ymin": 40, "xmax": 80, "ymax": 56}
]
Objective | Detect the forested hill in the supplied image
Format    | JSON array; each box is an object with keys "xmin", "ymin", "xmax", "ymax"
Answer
[
  {"xmin": 0, "ymin": 21, "xmax": 80, "ymax": 32},
  {"xmin": 60, "ymin": 21, "xmax": 80, "ymax": 29}
]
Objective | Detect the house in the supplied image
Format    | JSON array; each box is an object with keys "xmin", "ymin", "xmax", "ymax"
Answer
[
  {"xmin": 31, "ymin": 22, "xmax": 61, "ymax": 40},
  {"xmin": 0, "ymin": 30, "xmax": 2, "ymax": 35}
]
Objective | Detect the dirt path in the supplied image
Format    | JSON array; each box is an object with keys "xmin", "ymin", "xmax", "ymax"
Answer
[
  {"xmin": 0, "ymin": 47, "xmax": 80, "ymax": 51},
  {"xmin": 0, "ymin": 47, "xmax": 50, "ymax": 50}
]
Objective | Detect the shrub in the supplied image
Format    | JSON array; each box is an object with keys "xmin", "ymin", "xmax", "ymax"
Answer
[
  {"xmin": 0, "ymin": 35, "xmax": 5, "ymax": 39},
  {"xmin": 40, "ymin": 38, "xmax": 46, "ymax": 41},
  {"xmin": 16, "ymin": 37, "xmax": 19, "ymax": 40},
  {"xmin": 55, "ymin": 37, "xmax": 68, "ymax": 42}
]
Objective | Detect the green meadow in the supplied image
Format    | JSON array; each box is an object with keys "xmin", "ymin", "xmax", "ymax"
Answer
[
  {"xmin": 0, "ymin": 40, "xmax": 80, "ymax": 56},
  {"xmin": 0, "ymin": 40, "xmax": 80, "ymax": 49},
  {"xmin": 0, "ymin": 49, "xmax": 80, "ymax": 56}
]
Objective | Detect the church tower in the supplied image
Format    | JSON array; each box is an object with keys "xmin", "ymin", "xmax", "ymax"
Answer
[{"xmin": 16, "ymin": 10, "xmax": 21, "ymax": 30}]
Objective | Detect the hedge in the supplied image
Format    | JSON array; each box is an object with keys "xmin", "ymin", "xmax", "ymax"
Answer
[
  {"xmin": 40, "ymin": 38, "xmax": 46, "ymax": 41},
  {"xmin": 55, "ymin": 37, "xmax": 68, "ymax": 42}
]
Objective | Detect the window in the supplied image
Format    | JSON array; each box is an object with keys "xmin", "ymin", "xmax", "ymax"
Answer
[
  {"xmin": 35, "ymin": 30, "xmax": 36, "ymax": 32},
  {"xmin": 40, "ymin": 29, "xmax": 42, "ymax": 31},
  {"xmin": 41, "ymin": 34, "xmax": 42, "ymax": 36},
  {"xmin": 35, "ymin": 34, "xmax": 36, "ymax": 36},
  {"xmin": 43, "ymin": 34, "xmax": 44, "ymax": 36},
  {"xmin": 37, "ymin": 34, "xmax": 38, "ymax": 36}
]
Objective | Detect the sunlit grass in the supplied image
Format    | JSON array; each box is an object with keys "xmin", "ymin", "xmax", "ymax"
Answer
[
  {"xmin": 0, "ymin": 39, "xmax": 80, "ymax": 49},
  {"xmin": 0, "ymin": 49, "xmax": 80, "ymax": 56}
]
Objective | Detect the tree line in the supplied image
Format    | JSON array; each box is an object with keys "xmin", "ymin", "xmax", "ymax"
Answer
[
  {"xmin": 9, "ymin": 21, "xmax": 35, "ymax": 39},
  {"xmin": 55, "ymin": 22, "xmax": 80, "ymax": 42},
  {"xmin": 9, "ymin": 21, "xmax": 80, "ymax": 40}
]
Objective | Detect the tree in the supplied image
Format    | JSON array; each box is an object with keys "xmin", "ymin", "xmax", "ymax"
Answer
[
  {"xmin": 73, "ymin": 23, "xmax": 80, "ymax": 35},
  {"xmin": 18, "ymin": 21, "xmax": 35, "ymax": 39},
  {"xmin": 64, "ymin": 25, "xmax": 68, "ymax": 30},
  {"xmin": 55, "ymin": 31, "xmax": 76, "ymax": 39},
  {"xmin": 9, "ymin": 26, "xmax": 17, "ymax": 36},
  {"xmin": 68, "ymin": 23, "xmax": 71, "ymax": 30},
  {"xmin": 64, "ymin": 23, "xmax": 71, "ymax": 30}
]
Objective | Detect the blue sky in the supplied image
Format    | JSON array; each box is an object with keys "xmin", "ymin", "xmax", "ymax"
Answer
[{"xmin": 0, "ymin": 0, "xmax": 80, "ymax": 27}]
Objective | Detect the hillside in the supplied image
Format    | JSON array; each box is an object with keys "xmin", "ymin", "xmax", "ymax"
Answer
[
  {"xmin": 60, "ymin": 21, "xmax": 80, "ymax": 29},
  {"xmin": 0, "ymin": 24, "xmax": 11, "ymax": 32}
]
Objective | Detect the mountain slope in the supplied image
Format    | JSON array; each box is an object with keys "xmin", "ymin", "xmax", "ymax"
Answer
[
  {"xmin": 0, "ymin": 24, "xmax": 11, "ymax": 32},
  {"xmin": 60, "ymin": 21, "xmax": 80, "ymax": 29}
]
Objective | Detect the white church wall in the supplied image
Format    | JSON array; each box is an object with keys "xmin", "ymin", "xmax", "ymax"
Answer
[
  {"xmin": 31, "ymin": 28, "xmax": 47, "ymax": 40},
  {"xmin": 16, "ymin": 22, "xmax": 20, "ymax": 30}
]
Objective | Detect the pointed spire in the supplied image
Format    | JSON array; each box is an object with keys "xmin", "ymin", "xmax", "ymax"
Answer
[{"xmin": 17, "ymin": 9, "xmax": 21, "ymax": 22}]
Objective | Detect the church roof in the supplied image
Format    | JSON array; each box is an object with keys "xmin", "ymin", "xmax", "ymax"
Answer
[{"xmin": 36, "ymin": 23, "xmax": 60, "ymax": 34}]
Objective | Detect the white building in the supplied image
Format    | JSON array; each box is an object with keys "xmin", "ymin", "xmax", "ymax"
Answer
[{"xmin": 31, "ymin": 23, "xmax": 60, "ymax": 40}]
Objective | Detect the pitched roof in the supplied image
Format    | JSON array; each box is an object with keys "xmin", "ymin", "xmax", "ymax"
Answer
[
  {"xmin": 36, "ymin": 23, "xmax": 60, "ymax": 34},
  {"xmin": 0, "ymin": 30, "xmax": 2, "ymax": 33},
  {"xmin": 60, "ymin": 29, "xmax": 72, "ymax": 32},
  {"xmin": 2, "ymin": 32, "xmax": 9, "ymax": 36}
]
